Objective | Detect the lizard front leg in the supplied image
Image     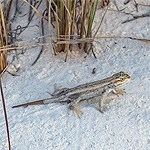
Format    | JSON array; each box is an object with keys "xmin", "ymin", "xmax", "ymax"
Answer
[
  {"xmin": 98, "ymin": 87, "xmax": 126, "ymax": 113},
  {"xmin": 69, "ymin": 105, "xmax": 83, "ymax": 118},
  {"xmin": 112, "ymin": 88, "xmax": 126, "ymax": 96},
  {"xmin": 98, "ymin": 86, "xmax": 114, "ymax": 113},
  {"xmin": 68, "ymin": 98, "xmax": 83, "ymax": 118}
]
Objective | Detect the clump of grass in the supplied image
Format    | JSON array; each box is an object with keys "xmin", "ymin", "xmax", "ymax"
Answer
[
  {"xmin": 0, "ymin": 2, "xmax": 11, "ymax": 150},
  {"xmin": 0, "ymin": 2, "xmax": 8, "ymax": 74},
  {"xmin": 48, "ymin": 0, "xmax": 98, "ymax": 56}
]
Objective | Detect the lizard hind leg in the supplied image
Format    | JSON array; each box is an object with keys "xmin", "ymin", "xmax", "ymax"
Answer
[
  {"xmin": 68, "ymin": 104, "xmax": 83, "ymax": 118},
  {"xmin": 98, "ymin": 98, "xmax": 104, "ymax": 113}
]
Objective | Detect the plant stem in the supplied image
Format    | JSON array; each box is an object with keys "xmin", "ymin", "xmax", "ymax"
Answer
[{"xmin": 0, "ymin": 79, "xmax": 11, "ymax": 150}]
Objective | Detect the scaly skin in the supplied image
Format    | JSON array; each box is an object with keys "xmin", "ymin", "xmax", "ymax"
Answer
[{"xmin": 12, "ymin": 71, "xmax": 131, "ymax": 113}]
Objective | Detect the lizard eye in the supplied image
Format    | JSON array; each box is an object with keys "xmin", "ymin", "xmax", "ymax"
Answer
[
  {"xmin": 119, "ymin": 77, "xmax": 124, "ymax": 82},
  {"xmin": 121, "ymin": 78, "xmax": 124, "ymax": 81}
]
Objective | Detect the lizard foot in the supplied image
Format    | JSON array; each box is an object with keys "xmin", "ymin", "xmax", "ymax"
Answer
[
  {"xmin": 112, "ymin": 88, "xmax": 126, "ymax": 97},
  {"xmin": 69, "ymin": 105, "xmax": 83, "ymax": 118}
]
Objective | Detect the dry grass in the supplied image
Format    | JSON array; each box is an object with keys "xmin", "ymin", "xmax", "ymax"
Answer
[
  {"xmin": 0, "ymin": 2, "xmax": 8, "ymax": 75},
  {"xmin": 48, "ymin": 0, "xmax": 99, "ymax": 55},
  {"xmin": 0, "ymin": 2, "xmax": 11, "ymax": 149}
]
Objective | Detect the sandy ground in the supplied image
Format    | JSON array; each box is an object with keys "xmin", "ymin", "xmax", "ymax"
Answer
[{"xmin": 0, "ymin": 0, "xmax": 150, "ymax": 150}]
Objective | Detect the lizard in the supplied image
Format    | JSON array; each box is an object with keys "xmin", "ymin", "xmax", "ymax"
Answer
[
  {"xmin": 50, "ymin": 71, "xmax": 130, "ymax": 98},
  {"xmin": 12, "ymin": 71, "xmax": 131, "ymax": 116}
]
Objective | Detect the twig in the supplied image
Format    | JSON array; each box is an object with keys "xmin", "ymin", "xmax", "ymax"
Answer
[
  {"xmin": 91, "ymin": 46, "xmax": 97, "ymax": 59},
  {"xmin": 0, "ymin": 80, "xmax": 11, "ymax": 150},
  {"xmin": 108, "ymin": 7, "xmax": 134, "ymax": 16},
  {"xmin": 93, "ymin": 6, "xmax": 108, "ymax": 37},
  {"xmin": 28, "ymin": 0, "xmax": 40, "ymax": 21},
  {"xmin": 6, "ymin": 71, "xmax": 20, "ymax": 76},
  {"xmin": 11, "ymin": 0, "xmax": 43, "ymax": 40},
  {"xmin": 128, "ymin": 37, "xmax": 150, "ymax": 43},
  {"xmin": 136, "ymin": 3, "xmax": 150, "ymax": 7},
  {"xmin": 122, "ymin": 12, "xmax": 150, "ymax": 23},
  {"xmin": 0, "ymin": 66, "xmax": 8, "ymax": 79},
  {"xmin": 28, "ymin": 0, "xmax": 33, "ymax": 21},
  {"xmin": 0, "ymin": 35, "xmax": 150, "ymax": 52},
  {"xmin": 114, "ymin": 0, "xmax": 126, "ymax": 11},
  {"xmin": 133, "ymin": 0, "xmax": 138, "ymax": 12},
  {"xmin": 124, "ymin": 0, "xmax": 132, "ymax": 5},
  {"xmin": 11, "ymin": 0, "xmax": 19, "ymax": 22},
  {"xmin": 64, "ymin": 50, "xmax": 68, "ymax": 62},
  {"xmin": 4, "ymin": 0, "xmax": 13, "ymax": 23},
  {"xmin": 31, "ymin": 9, "xmax": 47, "ymax": 66}
]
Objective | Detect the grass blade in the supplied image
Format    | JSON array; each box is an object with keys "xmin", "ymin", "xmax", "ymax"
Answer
[{"xmin": 0, "ymin": 79, "xmax": 11, "ymax": 150}]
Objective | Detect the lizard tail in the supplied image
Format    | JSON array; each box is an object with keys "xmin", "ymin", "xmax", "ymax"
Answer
[{"xmin": 12, "ymin": 100, "xmax": 45, "ymax": 108}]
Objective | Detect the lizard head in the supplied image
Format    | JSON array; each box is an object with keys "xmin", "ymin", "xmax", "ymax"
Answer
[{"xmin": 113, "ymin": 71, "xmax": 131, "ymax": 86}]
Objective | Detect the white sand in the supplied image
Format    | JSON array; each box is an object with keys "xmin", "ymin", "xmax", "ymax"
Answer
[{"xmin": 0, "ymin": 0, "xmax": 150, "ymax": 149}]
